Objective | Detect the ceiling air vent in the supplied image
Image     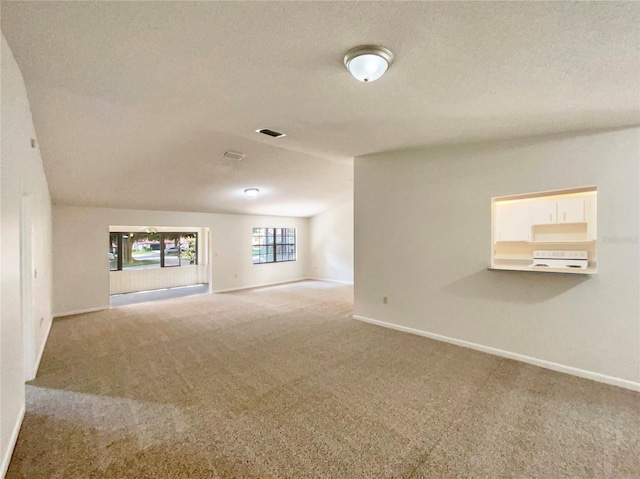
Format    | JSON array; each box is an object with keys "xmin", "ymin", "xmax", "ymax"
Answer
[
  {"xmin": 222, "ymin": 150, "xmax": 245, "ymax": 161},
  {"xmin": 256, "ymin": 128, "xmax": 286, "ymax": 138}
]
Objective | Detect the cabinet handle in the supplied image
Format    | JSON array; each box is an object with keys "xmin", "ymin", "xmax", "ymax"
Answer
[
  {"xmin": 563, "ymin": 212, "xmax": 566, "ymax": 221},
  {"xmin": 549, "ymin": 213, "xmax": 552, "ymax": 222}
]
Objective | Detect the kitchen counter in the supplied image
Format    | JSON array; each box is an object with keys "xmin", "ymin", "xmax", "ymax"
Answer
[{"xmin": 489, "ymin": 263, "xmax": 597, "ymax": 275}]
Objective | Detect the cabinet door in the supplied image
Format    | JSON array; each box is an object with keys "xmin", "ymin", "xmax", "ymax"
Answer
[
  {"xmin": 585, "ymin": 197, "xmax": 597, "ymax": 239},
  {"xmin": 529, "ymin": 199, "xmax": 557, "ymax": 225},
  {"xmin": 557, "ymin": 197, "xmax": 586, "ymax": 224},
  {"xmin": 495, "ymin": 202, "xmax": 529, "ymax": 241}
]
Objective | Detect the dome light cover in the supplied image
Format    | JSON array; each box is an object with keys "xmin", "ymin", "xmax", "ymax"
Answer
[{"xmin": 344, "ymin": 45, "xmax": 394, "ymax": 83}]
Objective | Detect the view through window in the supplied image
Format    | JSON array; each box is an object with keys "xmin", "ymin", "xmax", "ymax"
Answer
[
  {"xmin": 252, "ymin": 228, "xmax": 296, "ymax": 264},
  {"xmin": 109, "ymin": 232, "xmax": 197, "ymax": 270}
]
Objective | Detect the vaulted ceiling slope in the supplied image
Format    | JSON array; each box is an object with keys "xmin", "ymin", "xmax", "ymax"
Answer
[{"xmin": 2, "ymin": 2, "xmax": 639, "ymax": 217}]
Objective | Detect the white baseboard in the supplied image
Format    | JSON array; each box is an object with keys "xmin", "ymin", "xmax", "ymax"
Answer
[
  {"xmin": 53, "ymin": 306, "xmax": 108, "ymax": 318},
  {"xmin": 213, "ymin": 278, "xmax": 308, "ymax": 294},
  {"xmin": 306, "ymin": 277, "xmax": 354, "ymax": 285},
  {"xmin": 0, "ymin": 405, "xmax": 25, "ymax": 479},
  {"xmin": 353, "ymin": 315, "xmax": 640, "ymax": 392}
]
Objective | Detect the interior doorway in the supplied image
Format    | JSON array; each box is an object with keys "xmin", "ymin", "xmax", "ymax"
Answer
[{"xmin": 21, "ymin": 194, "xmax": 35, "ymax": 381}]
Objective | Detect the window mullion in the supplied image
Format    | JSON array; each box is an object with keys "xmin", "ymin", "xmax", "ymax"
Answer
[
  {"xmin": 117, "ymin": 233, "xmax": 123, "ymax": 271},
  {"xmin": 160, "ymin": 233, "xmax": 165, "ymax": 268}
]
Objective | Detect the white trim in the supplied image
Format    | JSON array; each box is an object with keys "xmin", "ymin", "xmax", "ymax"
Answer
[
  {"xmin": 20, "ymin": 194, "xmax": 35, "ymax": 382},
  {"xmin": 29, "ymin": 316, "xmax": 53, "ymax": 380},
  {"xmin": 0, "ymin": 405, "xmax": 25, "ymax": 479},
  {"xmin": 306, "ymin": 277, "xmax": 354, "ymax": 285},
  {"xmin": 53, "ymin": 306, "xmax": 107, "ymax": 318},
  {"xmin": 352, "ymin": 315, "xmax": 640, "ymax": 392},
  {"xmin": 213, "ymin": 278, "xmax": 308, "ymax": 294}
]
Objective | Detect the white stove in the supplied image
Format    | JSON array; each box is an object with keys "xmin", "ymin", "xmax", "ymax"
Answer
[{"xmin": 529, "ymin": 250, "xmax": 588, "ymax": 269}]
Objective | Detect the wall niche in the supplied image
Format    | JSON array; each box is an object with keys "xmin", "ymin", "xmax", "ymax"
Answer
[{"xmin": 491, "ymin": 186, "xmax": 597, "ymax": 274}]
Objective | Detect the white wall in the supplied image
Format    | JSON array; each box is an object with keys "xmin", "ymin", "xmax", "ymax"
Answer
[
  {"xmin": 354, "ymin": 128, "xmax": 640, "ymax": 388},
  {"xmin": 110, "ymin": 265, "xmax": 209, "ymax": 295},
  {"xmin": 52, "ymin": 206, "xmax": 309, "ymax": 316},
  {"xmin": 1, "ymin": 34, "xmax": 53, "ymax": 477},
  {"xmin": 308, "ymin": 201, "xmax": 354, "ymax": 284}
]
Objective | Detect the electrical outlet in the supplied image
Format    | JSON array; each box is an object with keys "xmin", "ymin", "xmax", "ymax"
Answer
[{"xmin": 383, "ymin": 296, "xmax": 388, "ymax": 304}]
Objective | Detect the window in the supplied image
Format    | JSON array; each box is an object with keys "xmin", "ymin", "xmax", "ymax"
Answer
[
  {"xmin": 252, "ymin": 228, "xmax": 296, "ymax": 264},
  {"xmin": 109, "ymin": 232, "xmax": 198, "ymax": 271},
  {"xmin": 122, "ymin": 232, "xmax": 161, "ymax": 270},
  {"xmin": 109, "ymin": 233, "xmax": 119, "ymax": 271},
  {"xmin": 163, "ymin": 233, "xmax": 197, "ymax": 267}
]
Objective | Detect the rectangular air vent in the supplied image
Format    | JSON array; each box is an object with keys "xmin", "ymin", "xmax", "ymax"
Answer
[
  {"xmin": 256, "ymin": 128, "xmax": 286, "ymax": 138},
  {"xmin": 222, "ymin": 150, "xmax": 245, "ymax": 161}
]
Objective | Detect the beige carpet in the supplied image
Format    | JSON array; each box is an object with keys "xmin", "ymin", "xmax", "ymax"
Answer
[{"xmin": 7, "ymin": 280, "xmax": 640, "ymax": 478}]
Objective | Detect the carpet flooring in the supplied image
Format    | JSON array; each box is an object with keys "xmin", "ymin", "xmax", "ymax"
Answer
[{"xmin": 7, "ymin": 280, "xmax": 640, "ymax": 478}]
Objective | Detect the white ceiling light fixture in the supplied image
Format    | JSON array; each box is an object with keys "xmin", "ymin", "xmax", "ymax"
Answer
[
  {"xmin": 344, "ymin": 45, "xmax": 394, "ymax": 83},
  {"xmin": 244, "ymin": 188, "xmax": 260, "ymax": 197}
]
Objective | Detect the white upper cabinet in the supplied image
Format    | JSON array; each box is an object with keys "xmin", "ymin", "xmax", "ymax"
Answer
[
  {"xmin": 495, "ymin": 202, "xmax": 530, "ymax": 241},
  {"xmin": 494, "ymin": 191, "xmax": 597, "ymax": 243},
  {"xmin": 557, "ymin": 197, "xmax": 587, "ymax": 224},
  {"xmin": 529, "ymin": 199, "xmax": 557, "ymax": 225},
  {"xmin": 529, "ymin": 196, "xmax": 589, "ymax": 225},
  {"xmin": 585, "ymin": 198, "xmax": 597, "ymax": 240}
]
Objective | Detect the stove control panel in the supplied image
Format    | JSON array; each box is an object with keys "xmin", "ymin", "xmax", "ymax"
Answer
[{"xmin": 533, "ymin": 250, "xmax": 588, "ymax": 260}]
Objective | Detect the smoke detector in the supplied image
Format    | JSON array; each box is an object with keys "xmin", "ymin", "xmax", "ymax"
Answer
[{"xmin": 222, "ymin": 150, "xmax": 245, "ymax": 161}]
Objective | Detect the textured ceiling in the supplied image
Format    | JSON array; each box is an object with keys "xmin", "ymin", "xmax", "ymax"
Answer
[{"xmin": 2, "ymin": 1, "xmax": 639, "ymax": 217}]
